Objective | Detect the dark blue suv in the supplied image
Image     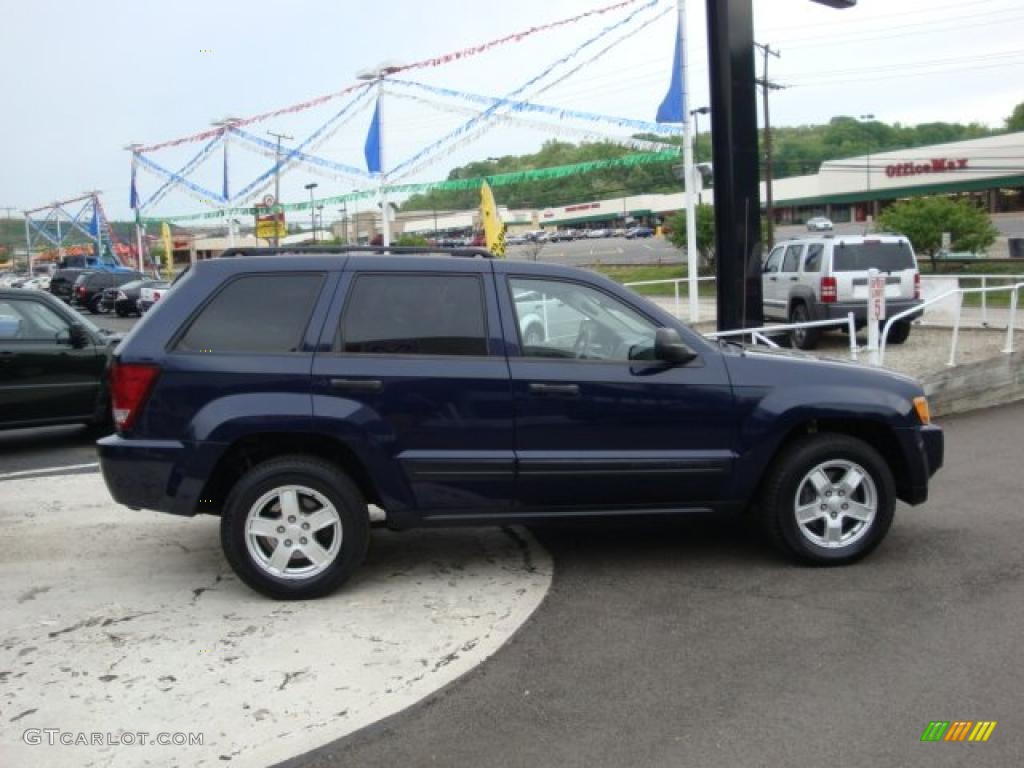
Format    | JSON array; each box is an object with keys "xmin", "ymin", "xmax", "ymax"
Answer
[{"xmin": 98, "ymin": 247, "xmax": 943, "ymax": 599}]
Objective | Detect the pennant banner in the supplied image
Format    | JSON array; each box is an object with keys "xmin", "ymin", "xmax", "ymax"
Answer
[
  {"xmin": 142, "ymin": 149, "xmax": 678, "ymax": 223},
  {"xmin": 142, "ymin": 135, "xmax": 223, "ymax": 211},
  {"xmin": 388, "ymin": 0, "xmax": 662, "ymax": 179},
  {"xmin": 135, "ymin": 0, "xmax": 645, "ymax": 153},
  {"xmin": 391, "ymin": 80, "xmax": 677, "ymax": 136}
]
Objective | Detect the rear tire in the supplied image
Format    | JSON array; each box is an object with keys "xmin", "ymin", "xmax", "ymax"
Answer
[
  {"xmin": 220, "ymin": 455, "xmax": 370, "ymax": 600},
  {"xmin": 789, "ymin": 303, "xmax": 820, "ymax": 350},
  {"xmin": 888, "ymin": 320, "xmax": 912, "ymax": 345},
  {"xmin": 89, "ymin": 296, "xmax": 109, "ymax": 315},
  {"xmin": 759, "ymin": 434, "xmax": 895, "ymax": 565}
]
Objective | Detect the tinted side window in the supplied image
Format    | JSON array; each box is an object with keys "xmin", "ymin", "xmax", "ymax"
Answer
[
  {"xmin": 177, "ymin": 273, "xmax": 324, "ymax": 353},
  {"xmin": 803, "ymin": 244, "xmax": 824, "ymax": 273},
  {"xmin": 0, "ymin": 299, "xmax": 69, "ymax": 341},
  {"xmin": 781, "ymin": 245, "xmax": 803, "ymax": 272},
  {"xmin": 339, "ymin": 274, "xmax": 487, "ymax": 356}
]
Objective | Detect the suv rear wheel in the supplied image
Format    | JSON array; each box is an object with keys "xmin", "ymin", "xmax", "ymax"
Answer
[
  {"xmin": 88, "ymin": 295, "xmax": 109, "ymax": 315},
  {"xmin": 220, "ymin": 455, "xmax": 370, "ymax": 599},
  {"xmin": 887, "ymin": 320, "xmax": 912, "ymax": 345},
  {"xmin": 789, "ymin": 303, "xmax": 820, "ymax": 350},
  {"xmin": 760, "ymin": 434, "xmax": 895, "ymax": 565}
]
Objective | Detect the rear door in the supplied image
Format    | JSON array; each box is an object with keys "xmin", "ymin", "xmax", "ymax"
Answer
[
  {"xmin": 311, "ymin": 258, "xmax": 514, "ymax": 514},
  {"xmin": 833, "ymin": 239, "xmax": 918, "ymax": 301},
  {"xmin": 0, "ymin": 295, "xmax": 101, "ymax": 425}
]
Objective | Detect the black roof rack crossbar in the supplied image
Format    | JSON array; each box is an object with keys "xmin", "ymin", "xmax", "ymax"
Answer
[{"xmin": 217, "ymin": 245, "xmax": 495, "ymax": 259}]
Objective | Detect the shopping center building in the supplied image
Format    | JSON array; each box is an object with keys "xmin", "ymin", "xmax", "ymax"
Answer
[{"xmin": 535, "ymin": 131, "xmax": 1024, "ymax": 229}]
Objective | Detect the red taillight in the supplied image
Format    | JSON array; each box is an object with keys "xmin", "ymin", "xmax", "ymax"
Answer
[
  {"xmin": 914, "ymin": 271, "xmax": 921, "ymax": 299},
  {"xmin": 76, "ymin": 285, "xmax": 87, "ymax": 295},
  {"xmin": 109, "ymin": 362, "xmax": 160, "ymax": 431},
  {"xmin": 820, "ymin": 276, "xmax": 838, "ymax": 303}
]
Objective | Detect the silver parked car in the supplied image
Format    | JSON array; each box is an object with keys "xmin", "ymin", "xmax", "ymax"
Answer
[
  {"xmin": 762, "ymin": 234, "xmax": 922, "ymax": 349},
  {"xmin": 806, "ymin": 216, "xmax": 834, "ymax": 232}
]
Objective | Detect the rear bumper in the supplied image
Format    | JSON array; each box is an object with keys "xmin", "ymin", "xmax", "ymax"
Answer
[
  {"xmin": 818, "ymin": 300, "xmax": 923, "ymax": 324},
  {"xmin": 98, "ymin": 435, "xmax": 211, "ymax": 516},
  {"xmin": 895, "ymin": 424, "xmax": 944, "ymax": 505}
]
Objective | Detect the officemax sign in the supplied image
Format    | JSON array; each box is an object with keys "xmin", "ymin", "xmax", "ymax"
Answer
[{"xmin": 885, "ymin": 158, "xmax": 968, "ymax": 178}]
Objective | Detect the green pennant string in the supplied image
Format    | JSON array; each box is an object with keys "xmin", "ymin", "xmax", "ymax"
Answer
[{"xmin": 140, "ymin": 150, "xmax": 678, "ymax": 224}]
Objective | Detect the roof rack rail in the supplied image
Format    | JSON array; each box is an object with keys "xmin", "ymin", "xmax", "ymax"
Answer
[{"xmin": 217, "ymin": 245, "xmax": 495, "ymax": 259}]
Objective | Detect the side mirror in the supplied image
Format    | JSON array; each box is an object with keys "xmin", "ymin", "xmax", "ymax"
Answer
[
  {"xmin": 61, "ymin": 323, "xmax": 90, "ymax": 349},
  {"xmin": 654, "ymin": 327, "xmax": 697, "ymax": 365}
]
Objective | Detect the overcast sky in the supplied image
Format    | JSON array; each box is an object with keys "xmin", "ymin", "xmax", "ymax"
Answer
[{"xmin": 1, "ymin": 0, "xmax": 1021, "ymax": 220}]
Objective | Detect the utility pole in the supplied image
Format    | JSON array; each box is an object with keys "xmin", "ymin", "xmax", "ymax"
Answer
[
  {"xmin": 267, "ymin": 130, "xmax": 293, "ymax": 247},
  {"xmin": 755, "ymin": 42, "xmax": 784, "ymax": 249}
]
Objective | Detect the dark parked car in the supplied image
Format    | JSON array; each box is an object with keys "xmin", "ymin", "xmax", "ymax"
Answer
[
  {"xmin": 625, "ymin": 226, "xmax": 654, "ymax": 239},
  {"xmin": 72, "ymin": 270, "xmax": 145, "ymax": 314},
  {"xmin": 100, "ymin": 279, "xmax": 167, "ymax": 317},
  {"xmin": 0, "ymin": 289, "xmax": 115, "ymax": 432},
  {"xmin": 50, "ymin": 268, "xmax": 94, "ymax": 303},
  {"xmin": 98, "ymin": 247, "xmax": 943, "ymax": 599}
]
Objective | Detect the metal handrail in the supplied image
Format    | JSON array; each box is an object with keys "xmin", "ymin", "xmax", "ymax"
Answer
[
  {"xmin": 706, "ymin": 313, "xmax": 859, "ymax": 360},
  {"xmin": 623, "ymin": 276, "xmax": 716, "ymax": 318},
  {"xmin": 920, "ymin": 274, "xmax": 1024, "ymax": 326},
  {"xmin": 879, "ymin": 282, "xmax": 1024, "ymax": 366}
]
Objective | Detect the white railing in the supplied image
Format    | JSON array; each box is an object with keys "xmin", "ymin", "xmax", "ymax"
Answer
[
  {"xmin": 880, "ymin": 282, "xmax": 1023, "ymax": 366},
  {"xmin": 623, "ymin": 276, "xmax": 716, "ymax": 320},
  {"xmin": 706, "ymin": 313, "xmax": 859, "ymax": 361},
  {"xmin": 920, "ymin": 273, "xmax": 1024, "ymax": 327}
]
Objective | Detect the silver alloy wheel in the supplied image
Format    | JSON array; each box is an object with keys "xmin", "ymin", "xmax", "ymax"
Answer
[
  {"xmin": 791, "ymin": 307, "xmax": 808, "ymax": 346},
  {"xmin": 793, "ymin": 459, "xmax": 877, "ymax": 549},
  {"xmin": 244, "ymin": 485, "xmax": 342, "ymax": 580}
]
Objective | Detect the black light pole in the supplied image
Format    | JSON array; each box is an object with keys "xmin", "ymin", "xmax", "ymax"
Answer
[
  {"xmin": 705, "ymin": 0, "xmax": 855, "ymax": 331},
  {"xmin": 690, "ymin": 106, "xmax": 709, "ymax": 162},
  {"xmin": 304, "ymin": 182, "xmax": 318, "ymax": 242}
]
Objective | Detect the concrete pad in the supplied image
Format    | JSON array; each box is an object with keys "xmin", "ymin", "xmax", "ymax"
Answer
[{"xmin": 0, "ymin": 474, "xmax": 551, "ymax": 767}]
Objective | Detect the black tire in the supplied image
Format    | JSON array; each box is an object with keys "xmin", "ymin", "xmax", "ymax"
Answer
[
  {"xmin": 788, "ymin": 303, "xmax": 820, "ymax": 350},
  {"xmin": 220, "ymin": 455, "xmax": 370, "ymax": 600},
  {"xmin": 887, "ymin": 320, "xmax": 912, "ymax": 345},
  {"xmin": 759, "ymin": 433, "xmax": 895, "ymax": 566},
  {"xmin": 115, "ymin": 307, "xmax": 129, "ymax": 318},
  {"xmin": 88, "ymin": 296, "xmax": 109, "ymax": 315}
]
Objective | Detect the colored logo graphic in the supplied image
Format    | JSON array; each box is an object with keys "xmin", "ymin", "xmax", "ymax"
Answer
[{"xmin": 921, "ymin": 721, "xmax": 997, "ymax": 742}]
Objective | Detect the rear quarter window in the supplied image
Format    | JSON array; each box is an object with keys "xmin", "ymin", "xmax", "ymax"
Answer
[{"xmin": 175, "ymin": 273, "xmax": 324, "ymax": 353}]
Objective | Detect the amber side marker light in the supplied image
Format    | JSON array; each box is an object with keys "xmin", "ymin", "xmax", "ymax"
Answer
[{"xmin": 913, "ymin": 396, "xmax": 931, "ymax": 425}]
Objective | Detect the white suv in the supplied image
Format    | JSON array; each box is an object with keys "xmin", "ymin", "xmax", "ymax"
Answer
[{"xmin": 762, "ymin": 234, "xmax": 922, "ymax": 350}]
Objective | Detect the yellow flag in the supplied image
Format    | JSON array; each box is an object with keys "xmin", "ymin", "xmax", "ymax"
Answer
[
  {"xmin": 479, "ymin": 180, "xmax": 505, "ymax": 257},
  {"xmin": 161, "ymin": 222, "xmax": 173, "ymax": 278}
]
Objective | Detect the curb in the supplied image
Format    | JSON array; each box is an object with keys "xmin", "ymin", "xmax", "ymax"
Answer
[{"xmin": 923, "ymin": 347, "xmax": 1024, "ymax": 417}]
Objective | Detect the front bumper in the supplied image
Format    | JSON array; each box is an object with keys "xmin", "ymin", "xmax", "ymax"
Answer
[{"xmin": 895, "ymin": 424, "xmax": 944, "ymax": 505}]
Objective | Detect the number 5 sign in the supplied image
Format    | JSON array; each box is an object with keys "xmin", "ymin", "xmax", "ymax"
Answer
[{"xmin": 868, "ymin": 269, "xmax": 886, "ymax": 322}]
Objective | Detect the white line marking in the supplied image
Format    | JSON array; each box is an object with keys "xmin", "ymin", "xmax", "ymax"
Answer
[{"xmin": 0, "ymin": 462, "xmax": 99, "ymax": 480}]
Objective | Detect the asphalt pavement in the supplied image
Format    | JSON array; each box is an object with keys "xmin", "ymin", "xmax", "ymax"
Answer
[{"xmin": 283, "ymin": 401, "xmax": 1024, "ymax": 768}]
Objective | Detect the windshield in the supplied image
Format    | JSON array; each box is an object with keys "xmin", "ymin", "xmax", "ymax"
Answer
[{"xmin": 832, "ymin": 242, "xmax": 915, "ymax": 272}]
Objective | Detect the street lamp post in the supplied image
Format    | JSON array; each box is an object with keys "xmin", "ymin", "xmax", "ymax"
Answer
[
  {"xmin": 305, "ymin": 182, "xmax": 318, "ymax": 242},
  {"xmin": 211, "ymin": 117, "xmax": 242, "ymax": 247}
]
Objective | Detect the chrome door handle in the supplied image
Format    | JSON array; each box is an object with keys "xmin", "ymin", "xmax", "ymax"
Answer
[
  {"xmin": 330, "ymin": 378, "xmax": 382, "ymax": 393},
  {"xmin": 529, "ymin": 382, "xmax": 579, "ymax": 396}
]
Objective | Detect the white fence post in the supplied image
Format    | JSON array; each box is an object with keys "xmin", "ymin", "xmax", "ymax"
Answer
[
  {"xmin": 981, "ymin": 275, "xmax": 988, "ymax": 326},
  {"xmin": 674, "ymin": 280, "xmax": 680, "ymax": 317},
  {"xmin": 948, "ymin": 291, "xmax": 964, "ymax": 367},
  {"xmin": 1004, "ymin": 287, "xmax": 1018, "ymax": 355},
  {"xmin": 847, "ymin": 312, "xmax": 858, "ymax": 361}
]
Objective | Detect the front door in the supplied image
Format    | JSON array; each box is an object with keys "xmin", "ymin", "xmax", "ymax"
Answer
[
  {"xmin": 0, "ymin": 296, "xmax": 101, "ymax": 425},
  {"xmin": 762, "ymin": 245, "xmax": 786, "ymax": 319},
  {"xmin": 497, "ymin": 272, "xmax": 735, "ymax": 512}
]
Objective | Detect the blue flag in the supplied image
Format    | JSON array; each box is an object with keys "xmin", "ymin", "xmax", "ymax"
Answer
[
  {"xmin": 88, "ymin": 206, "xmax": 100, "ymax": 237},
  {"xmin": 222, "ymin": 145, "xmax": 230, "ymax": 201},
  {"xmin": 364, "ymin": 96, "xmax": 382, "ymax": 174},
  {"xmin": 655, "ymin": 20, "xmax": 685, "ymax": 124},
  {"xmin": 130, "ymin": 160, "xmax": 139, "ymax": 210}
]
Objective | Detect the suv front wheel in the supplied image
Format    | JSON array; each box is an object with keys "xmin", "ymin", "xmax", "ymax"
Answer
[
  {"xmin": 760, "ymin": 434, "xmax": 895, "ymax": 565},
  {"xmin": 220, "ymin": 455, "xmax": 370, "ymax": 599}
]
